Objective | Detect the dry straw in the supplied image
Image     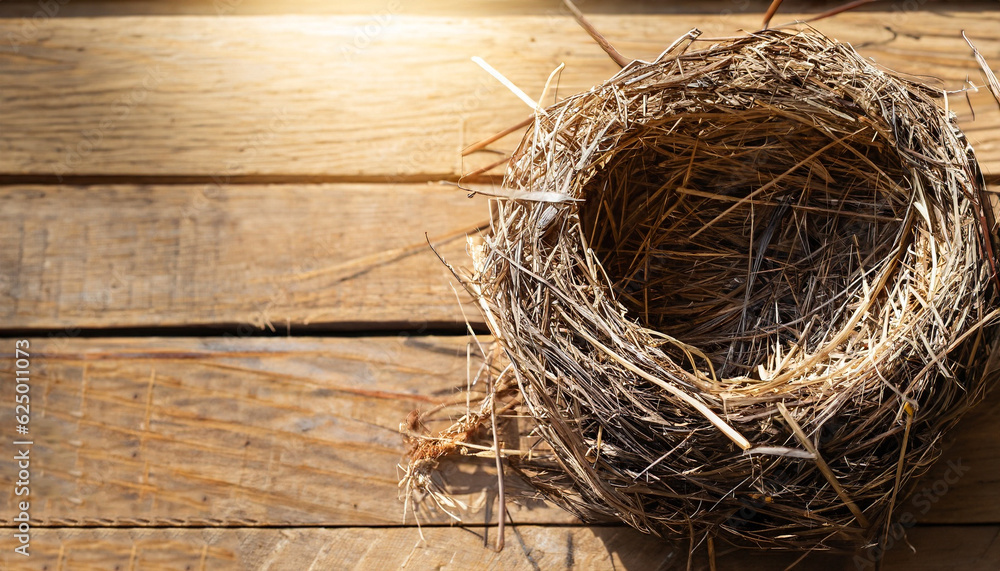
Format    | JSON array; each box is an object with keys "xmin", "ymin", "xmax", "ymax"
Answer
[{"xmin": 401, "ymin": 28, "xmax": 1000, "ymax": 552}]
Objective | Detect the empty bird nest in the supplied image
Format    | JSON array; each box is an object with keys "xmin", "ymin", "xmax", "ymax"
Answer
[{"xmin": 400, "ymin": 28, "xmax": 1000, "ymax": 552}]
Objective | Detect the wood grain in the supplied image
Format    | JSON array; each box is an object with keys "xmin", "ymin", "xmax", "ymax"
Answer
[
  {"xmin": 2, "ymin": 0, "xmax": 983, "ymax": 17},
  {"xmin": 0, "ymin": 337, "xmax": 997, "ymax": 529},
  {"xmin": 0, "ymin": 336, "xmax": 570, "ymax": 527},
  {"xmin": 0, "ymin": 184, "xmax": 487, "ymax": 330},
  {"xmin": 1, "ymin": 525, "xmax": 998, "ymax": 571},
  {"xmin": 2, "ymin": 184, "xmax": 997, "ymax": 331},
  {"xmin": 0, "ymin": 13, "xmax": 996, "ymax": 180}
]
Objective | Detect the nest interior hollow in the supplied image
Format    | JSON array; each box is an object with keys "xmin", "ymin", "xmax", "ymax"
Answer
[
  {"xmin": 406, "ymin": 28, "xmax": 1000, "ymax": 552},
  {"xmin": 577, "ymin": 105, "xmax": 910, "ymax": 378}
]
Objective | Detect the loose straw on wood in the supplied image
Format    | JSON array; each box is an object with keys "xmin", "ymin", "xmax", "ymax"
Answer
[{"xmin": 402, "ymin": 28, "xmax": 1000, "ymax": 552}]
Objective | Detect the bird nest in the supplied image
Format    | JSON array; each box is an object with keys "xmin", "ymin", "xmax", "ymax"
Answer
[{"xmin": 402, "ymin": 29, "xmax": 1000, "ymax": 552}]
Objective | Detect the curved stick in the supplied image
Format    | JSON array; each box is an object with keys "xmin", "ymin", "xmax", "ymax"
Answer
[{"xmin": 562, "ymin": 0, "xmax": 629, "ymax": 68}]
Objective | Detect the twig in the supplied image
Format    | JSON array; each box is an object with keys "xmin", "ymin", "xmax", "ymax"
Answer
[
  {"xmin": 777, "ymin": 402, "xmax": 870, "ymax": 528},
  {"xmin": 562, "ymin": 0, "xmax": 630, "ymax": 68},
  {"xmin": 472, "ymin": 56, "xmax": 547, "ymax": 115},
  {"xmin": 461, "ymin": 155, "xmax": 510, "ymax": 180},
  {"xmin": 772, "ymin": 0, "xmax": 878, "ymax": 29},
  {"xmin": 883, "ymin": 402, "xmax": 914, "ymax": 549},
  {"xmin": 964, "ymin": 31, "xmax": 1000, "ymax": 109},
  {"xmin": 462, "ymin": 116, "xmax": 533, "ymax": 156},
  {"xmin": 538, "ymin": 62, "xmax": 566, "ymax": 108},
  {"xmin": 805, "ymin": 0, "xmax": 876, "ymax": 24},
  {"xmin": 489, "ymin": 369, "xmax": 506, "ymax": 552},
  {"xmin": 762, "ymin": 0, "xmax": 784, "ymax": 30}
]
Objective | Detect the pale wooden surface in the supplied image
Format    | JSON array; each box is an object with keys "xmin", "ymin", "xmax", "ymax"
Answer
[
  {"xmin": 0, "ymin": 184, "xmax": 486, "ymax": 329},
  {"xmin": 0, "ymin": 336, "xmax": 562, "ymax": 526},
  {"xmin": 2, "ymin": 2, "xmax": 1000, "ymax": 570},
  {"xmin": 0, "ymin": 13, "xmax": 997, "ymax": 181},
  {"xmin": 3, "ymin": 525, "xmax": 1000, "ymax": 571},
  {"xmin": 1, "ymin": 0, "xmax": 985, "ymax": 17}
]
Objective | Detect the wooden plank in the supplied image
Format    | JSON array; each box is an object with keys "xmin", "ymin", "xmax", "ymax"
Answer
[
  {"xmin": 0, "ymin": 337, "xmax": 997, "ymax": 528},
  {"xmin": 7, "ymin": 0, "xmax": 988, "ymax": 18},
  {"xmin": 0, "ymin": 336, "xmax": 571, "ymax": 526},
  {"xmin": 0, "ymin": 0, "xmax": 856, "ymax": 17},
  {"xmin": 0, "ymin": 184, "xmax": 487, "ymax": 330},
  {"xmin": 919, "ymin": 380, "xmax": 1000, "ymax": 524},
  {"xmin": 0, "ymin": 13, "xmax": 997, "ymax": 180},
  {"xmin": 1, "ymin": 525, "xmax": 997, "ymax": 570},
  {"xmin": 1, "ymin": 180, "xmax": 997, "ymax": 332}
]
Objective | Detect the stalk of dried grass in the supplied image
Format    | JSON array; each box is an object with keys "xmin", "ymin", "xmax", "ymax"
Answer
[{"xmin": 401, "ymin": 28, "xmax": 1000, "ymax": 552}]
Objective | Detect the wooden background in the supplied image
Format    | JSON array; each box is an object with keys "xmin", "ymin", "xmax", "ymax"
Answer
[{"xmin": 1, "ymin": 1, "xmax": 999, "ymax": 569}]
